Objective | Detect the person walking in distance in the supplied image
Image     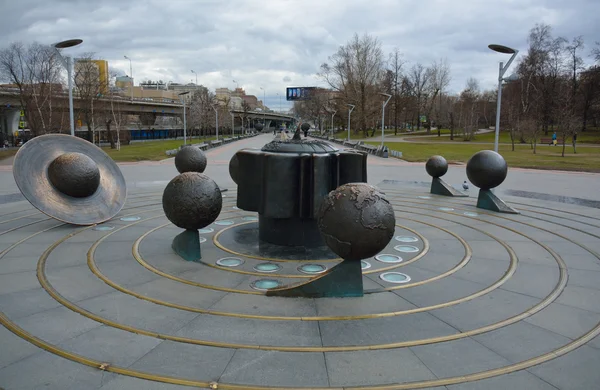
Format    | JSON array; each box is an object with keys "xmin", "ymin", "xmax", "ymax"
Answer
[{"xmin": 552, "ymin": 132, "xmax": 557, "ymax": 146}]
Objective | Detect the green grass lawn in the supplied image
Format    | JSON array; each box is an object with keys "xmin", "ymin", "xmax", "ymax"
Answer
[
  {"xmin": 331, "ymin": 128, "xmax": 451, "ymax": 140},
  {"xmin": 413, "ymin": 130, "xmax": 600, "ymax": 144},
  {"xmin": 102, "ymin": 137, "xmax": 216, "ymax": 162},
  {"xmin": 367, "ymin": 141, "xmax": 600, "ymax": 172}
]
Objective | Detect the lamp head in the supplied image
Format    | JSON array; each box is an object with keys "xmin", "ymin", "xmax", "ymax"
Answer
[
  {"xmin": 488, "ymin": 44, "xmax": 516, "ymax": 54},
  {"xmin": 54, "ymin": 39, "xmax": 83, "ymax": 49}
]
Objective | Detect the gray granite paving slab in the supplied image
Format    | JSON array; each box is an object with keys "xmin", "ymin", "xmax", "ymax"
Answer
[
  {"xmin": 98, "ymin": 376, "xmax": 190, "ymax": 390},
  {"xmin": 0, "ymin": 288, "xmax": 62, "ymax": 319},
  {"xmin": 315, "ymin": 292, "xmax": 417, "ymax": 317},
  {"xmin": 0, "ymin": 322, "xmax": 42, "ymax": 369},
  {"xmin": 558, "ymin": 252, "xmax": 600, "ymax": 271},
  {"xmin": 446, "ymin": 370, "xmax": 558, "ymax": 390},
  {"xmin": 58, "ymin": 325, "xmax": 162, "ymax": 367},
  {"xmin": 319, "ymin": 312, "xmax": 459, "ymax": 347},
  {"xmin": 0, "ymin": 254, "xmax": 39, "ymax": 275},
  {"xmin": 208, "ymin": 292, "xmax": 318, "ymax": 317},
  {"xmin": 499, "ymin": 241, "xmax": 557, "ymax": 266},
  {"xmin": 431, "ymin": 289, "xmax": 541, "ymax": 331},
  {"xmin": 325, "ymin": 348, "xmax": 437, "ymax": 386},
  {"xmin": 402, "ymin": 251, "xmax": 466, "ymax": 274},
  {"xmin": 172, "ymin": 265, "xmax": 252, "ymax": 290},
  {"xmin": 14, "ymin": 305, "xmax": 101, "ymax": 345},
  {"xmin": 499, "ymin": 262, "xmax": 561, "ymax": 299},
  {"xmin": 45, "ymin": 264, "xmax": 116, "ymax": 302},
  {"xmin": 449, "ymin": 257, "xmax": 512, "ymax": 286},
  {"xmin": 96, "ymin": 260, "xmax": 163, "ymax": 288},
  {"xmin": 434, "ymin": 225, "xmax": 495, "ymax": 242},
  {"xmin": 564, "ymin": 268, "xmax": 600, "ymax": 291},
  {"xmin": 426, "ymin": 238, "xmax": 471, "ymax": 255},
  {"xmin": 524, "ymin": 302, "xmax": 600, "ymax": 345},
  {"xmin": 44, "ymin": 242, "xmax": 96, "ymax": 269},
  {"xmin": 556, "ymin": 285, "xmax": 600, "ymax": 313},
  {"xmin": 0, "ymin": 349, "xmax": 114, "ymax": 390},
  {"xmin": 219, "ymin": 349, "xmax": 329, "ymax": 387},
  {"xmin": 129, "ymin": 340, "xmax": 235, "ymax": 382},
  {"xmin": 410, "ymin": 337, "xmax": 511, "ymax": 378},
  {"xmin": 541, "ymin": 240, "xmax": 595, "ymax": 256},
  {"xmin": 175, "ymin": 314, "xmax": 322, "ymax": 347},
  {"xmin": 391, "ymin": 275, "xmax": 487, "ymax": 308},
  {"xmin": 472, "ymin": 320, "xmax": 572, "ymax": 363},
  {"xmin": 528, "ymin": 345, "xmax": 600, "ymax": 390},
  {"xmin": 127, "ymin": 277, "xmax": 226, "ymax": 309},
  {"xmin": 0, "ymin": 269, "xmax": 39, "ymax": 295},
  {"xmin": 78, "ymin": 291, "xmax": 199, "ymax": 334}
]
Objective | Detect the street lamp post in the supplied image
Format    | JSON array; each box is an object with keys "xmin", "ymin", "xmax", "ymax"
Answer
[
  {"xmin": 179, "ymin": 92, "xmax": 190, "ymax": 145},
  {"xmin": 233, "ymin": 79, "xmax": 239, "ymax": 90},
  {"xmin": 212, "ymin": 104, "xmax": 219, "ymax": 140},
  {"xmin": 53, "ymin": 39, "xmax": 83, "ymax": 136},
  {"xmin": 260, "ymin": 86, "xmax": 266, "ymax": 129},
  {"xmin": 191, "ymin": 70, "xmax": 197, "ymax": 85},
  {"xmin": 380, "ymin": 93, "xmax": 392, "ymax": 148},
  {"xmin": 124, "ymin": 55, "xmax": 133, "ymax": 101},
  {"xmin": 488, "ymin": 44, "xmax": 519, "ymax": 153},
  {"xmin": 330, "ymin": 110, "xmax": 337, "ymax": 137},
  {"xmin": 230, "ymin": 111, "xmax": 235, "ymax": 137},
  {"xmin": 276, "ymin": 92, "xmax": 282, "ymax": 112},
  {"xmin": 347, "ymin": 104, "xmax": 355, "ymax": 141}
]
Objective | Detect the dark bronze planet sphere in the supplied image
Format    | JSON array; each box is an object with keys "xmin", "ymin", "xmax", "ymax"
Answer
[
  {"xmin": 174, "ymin": 146, "xmax": 207, "ymax": 174},
  {"xmin": 255, "ymin": 123, "xmax": 264, "ymax": 131},
  {"xmin": 47, "ymin": 152, "xmax": 101, "ymax": 198},
  {"xmin": 317, "ymin": 183, "xmax": 395, "ymax": 260},
  {"xmin": 425, "ymin": 155, "xmax": 448, "ymax": 178},
  {"xmin": 301, "ymin": 122, "xmax": 310, "ymax": 131},
  {"xmin": 162, "ymin": 172, "xmax": 222, "ymax": 230},
  {"xmin": 466, "ymin": 150, "xmax": 508, "ymax": 190}
]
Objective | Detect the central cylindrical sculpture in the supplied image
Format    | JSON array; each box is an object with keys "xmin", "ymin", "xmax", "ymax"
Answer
[{"xmin": 230, "ymin": 140, "xmax": 367, "ymax": 247}]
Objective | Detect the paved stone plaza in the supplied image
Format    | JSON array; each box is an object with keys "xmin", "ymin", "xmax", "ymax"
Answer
[{"xmin": 1, "ymin": 134, "xmax": 600, "ymax": 389}]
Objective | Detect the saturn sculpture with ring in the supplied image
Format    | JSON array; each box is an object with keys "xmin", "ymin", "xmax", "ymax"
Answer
[{"xmin": 12, "ymin": 134, "xmax": 127, "ymax": 225}]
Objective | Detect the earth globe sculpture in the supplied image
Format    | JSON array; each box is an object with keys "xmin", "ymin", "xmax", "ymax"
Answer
[
  {"xmin": 268, "ymin": 183, "xmax": 395, "ymax": 298},
  {"xmin": 466, "ymin": 150, "xmax": 518, "ymax": 214},
  {"xmin": 174, "ymin": 146, "xmax": 207, "ymax": 173},
  {"xmin": 425, "ymin": 155, "xmax": 467, "ymax": 197},
  {"xmin": 255, "ymin": 123, "xmax": 264, "ymax": 132},
  {"xmin": 162, "ymin": 172, "xmax": 223, "ymax": 261},
  {"xmin": 12, "ymin": 134, "xmax": 126, "ymax": 225}
]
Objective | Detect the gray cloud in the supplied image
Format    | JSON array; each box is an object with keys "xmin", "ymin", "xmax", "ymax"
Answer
[{"xmin": 1, "ymin": 0, "xmax": 599, "ymax": 110}]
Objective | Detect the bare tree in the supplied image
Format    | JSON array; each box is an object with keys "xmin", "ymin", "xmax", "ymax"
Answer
[
  {"xmin": 566, "ymin": 36, "xmax": 585, "ymax": 97},
  {"xmin": 458, "ymin": 78, "xmax": 480, "ymax": 141},
  {"xmin": 426, "ymin": 58, "xmax": 451, "ymax": 135},
  {"xmin": 406, "ymin": 63, "xmax": 431, "ymax": 132},
  {"xmin": 320, "ymin": 33, "xmax": 384, "ymax": 136},
  {"xmin": 387, "ymin": 48, "xmax": 404, "ymax": 135},
  {"xmin": 0, "ymin": 41, "xmax": 64, "ymax": 136},
  {"xmin": 73, "ymin": 52, "xmax": 105, "ymax": 142}
]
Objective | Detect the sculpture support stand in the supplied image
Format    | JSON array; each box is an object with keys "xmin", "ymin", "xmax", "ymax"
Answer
[
  {"xmin": 477, "ymin": 189, "xmax": 519, "ymax": 214},
  {"xmin": 172, "ymin": 229, "xmax": 202, "ymax": 262},
  {"xmin": 431, "ymin": 177, "xmax": 468, "ymax": 197},
  {"xmin": 266, "ymin": 260, "xmax": 363, "ymax": 298}
]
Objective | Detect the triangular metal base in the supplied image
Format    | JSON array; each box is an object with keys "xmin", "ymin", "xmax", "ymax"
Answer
[
  {"xmin": 172, "ymin": 229, "xmax": 202, "ymax": 262},
  {"xmin": 477, "ymin": 189, "xmax": 519, "ymax": 214},
  {"xmin": 266, "ymin": 259, "xmax": 363, "ymax": 298},
  {"xmin": 431, "ymin": 177, "xmax": 468, "ymax": 197}
]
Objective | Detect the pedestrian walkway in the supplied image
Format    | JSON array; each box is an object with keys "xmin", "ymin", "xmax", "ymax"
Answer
[{"xmin": 1, "ymin": 134, "xmax": 600, "ymax": 389}]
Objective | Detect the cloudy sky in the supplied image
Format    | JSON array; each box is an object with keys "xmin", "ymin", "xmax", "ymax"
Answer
[{"xmin": 1, "ymin": 0, "xmax": 599, "ymax": 110}]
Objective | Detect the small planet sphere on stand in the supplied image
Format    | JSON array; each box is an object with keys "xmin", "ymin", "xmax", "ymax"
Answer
[
  {"xmin": 174, "ymin": 146, "xmax": 207, "ymax": 174},
  {"xmin": 425, "ymin": 155, "xmax": 448, "ymax": 178},
  {"xmin": 255, "ymin": 123, "xmax": 264, "ymax": 131},
  {"xmin": 317, "ymin": 183, "xmax": 395, "ymax": 260},
  {"xmin": 466, "ymin": 150, "xmax": 508, "ymax": 190},
  {"xmin": 162, "ymin": 172, "xmax": 222, "ymax": 230},
  {"xmin": 47, "ymin": 152, "xmax": 101, "ymax": 197},
  {"xmin": 301, "ymin": 123, "xmax": 311, "ymax": 131}
]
